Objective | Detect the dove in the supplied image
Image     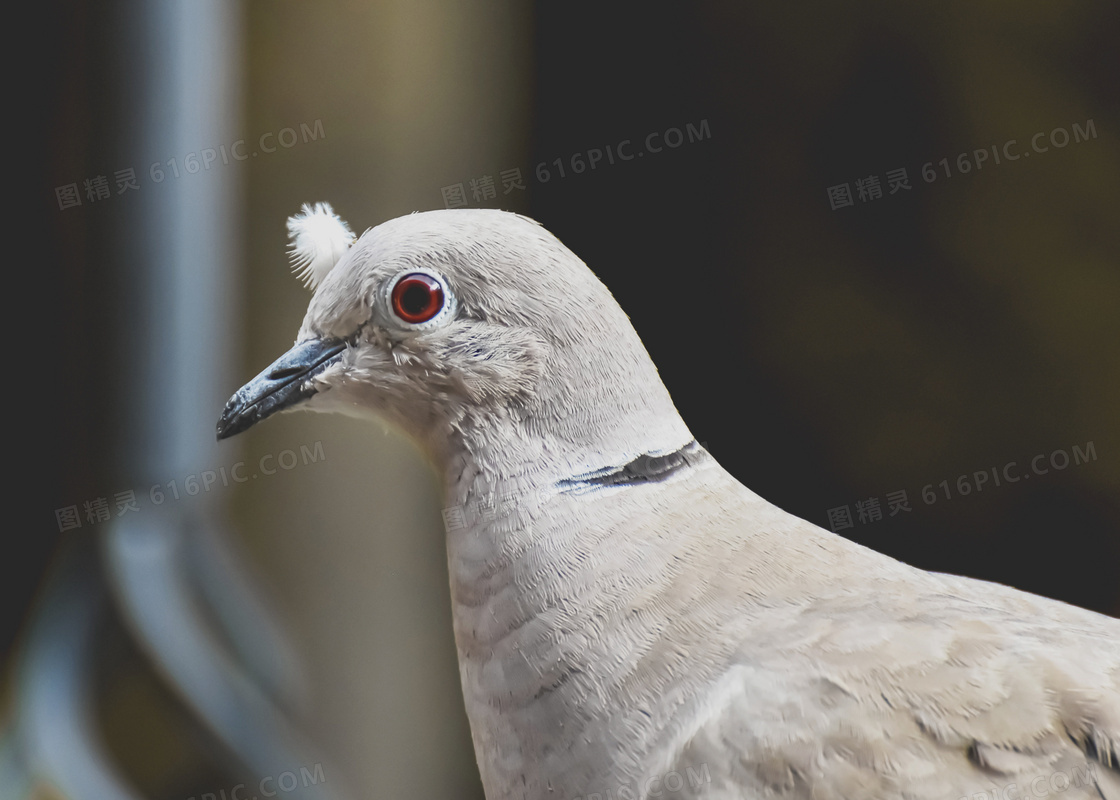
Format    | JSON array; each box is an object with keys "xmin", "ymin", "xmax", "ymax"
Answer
[{"xmin": 217, "ymin": 204, "xmax": 1120, "ymax": 800}]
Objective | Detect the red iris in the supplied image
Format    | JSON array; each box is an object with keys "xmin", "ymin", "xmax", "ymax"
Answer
[{"xmin": 391, "ymin": 273, "xmax": 445, "ymax": 324}]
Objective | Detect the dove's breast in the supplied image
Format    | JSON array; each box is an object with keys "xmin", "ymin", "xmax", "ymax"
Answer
[
  {"xmin": 444, "ymin": 455, "xmax": 1120, "ymax": 800},
  {"xmin": 445, "ymin": 455, "xmax": 861, "ymax": 797}
]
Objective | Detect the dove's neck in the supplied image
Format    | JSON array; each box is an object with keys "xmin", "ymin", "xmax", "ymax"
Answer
[{"xmin": 437, "ymin": 333, "xmax": 695, "ymax": 514}]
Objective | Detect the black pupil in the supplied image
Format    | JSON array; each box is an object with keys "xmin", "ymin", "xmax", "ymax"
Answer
[{"xmin": 401, "ymin": 282, "xmax": 431, "ymax": 314}]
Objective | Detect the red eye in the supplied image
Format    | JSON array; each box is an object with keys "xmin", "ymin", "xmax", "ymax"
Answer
[{"xmin": 391, "ymin": 273, "xmax": 445, "ymax": 324}]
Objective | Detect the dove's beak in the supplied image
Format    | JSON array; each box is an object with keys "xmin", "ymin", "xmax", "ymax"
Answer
[{"xmin": 216, "ymin": 337, "xmax": 347, "ymax": 440}]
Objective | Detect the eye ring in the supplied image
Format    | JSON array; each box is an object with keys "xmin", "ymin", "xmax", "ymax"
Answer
[{"xmin": 390, "ymin": 272, "xmax": 446, "ymax": 324}]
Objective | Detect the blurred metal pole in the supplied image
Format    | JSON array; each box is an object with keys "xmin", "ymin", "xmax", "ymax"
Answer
[
  {"xmin": 115, "ymin": 0, "xmax": 240, "ymax": 481},
  {"xmin": 15, "ymin": 540, "xmax": 142, "ymax": 800},
  {"xmin": 101, "ymin": 1, "xmax": 339, "ymax": 795},
  {"xmin": 8, "ymin": 2, "xmax": 344, "ymax": 798}
]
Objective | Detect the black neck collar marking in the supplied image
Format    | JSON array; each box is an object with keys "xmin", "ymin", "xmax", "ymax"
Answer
[{"xmin": 556, "ymin": 440, "xmax": 705, "ymax": 493}]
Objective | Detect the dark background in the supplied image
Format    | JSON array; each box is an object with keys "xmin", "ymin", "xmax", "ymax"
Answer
[
  {"xmin": 535, "ymin": 4, "xmax": 1120, "ymax": 615},
  {"xmin": 530, "ymin": 4, "xmax": 1120, "ymax": 616},
  {"xmin": 13, "ymin": 1, "xmax": 1120, "ymax": 798}
]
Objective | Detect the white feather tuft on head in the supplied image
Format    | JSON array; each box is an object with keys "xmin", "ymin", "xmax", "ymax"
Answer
[{"xmin": 286, "ymin": 202, "xmax": 356, "ymax": 290}]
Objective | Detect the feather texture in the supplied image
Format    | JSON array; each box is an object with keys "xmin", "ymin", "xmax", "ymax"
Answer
[{"xmin": 285, "ymin": 202, "xmax": 355, "ymax": 289}]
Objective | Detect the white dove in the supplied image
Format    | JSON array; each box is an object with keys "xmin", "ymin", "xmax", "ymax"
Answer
[{"xmin": 218, "ymin": 204, "xmax": 1120, "ymax": 800}]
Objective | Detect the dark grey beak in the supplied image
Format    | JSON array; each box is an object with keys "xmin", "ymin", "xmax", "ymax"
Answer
[{"xmin": 216, "ymin": 337, "xmax": 347, "ymax": 440}]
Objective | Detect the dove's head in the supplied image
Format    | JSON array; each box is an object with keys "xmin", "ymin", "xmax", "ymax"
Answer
[{"xmin": 217, "ymin": 206, "xmax": 692, "ymax": 481}]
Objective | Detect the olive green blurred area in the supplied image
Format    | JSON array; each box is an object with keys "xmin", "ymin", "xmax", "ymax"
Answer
[{"xmin": 15, "ymin": 0, "xmax": 1120, "ymax": 799}]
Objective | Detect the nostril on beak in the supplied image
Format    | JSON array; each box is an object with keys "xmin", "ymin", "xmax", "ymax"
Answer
[{"xmin": 268, "ymin": 365, "xmax": 305, "ymax": 380}]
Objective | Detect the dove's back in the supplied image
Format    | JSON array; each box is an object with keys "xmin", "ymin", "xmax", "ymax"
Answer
[{"xmin": 446, "ymin": 446, "xmax": 1120, "ymax": 800}]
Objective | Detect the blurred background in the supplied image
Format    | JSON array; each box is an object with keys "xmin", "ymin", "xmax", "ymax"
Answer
[{"xmin": 13, "ymin": 0, "xmax": 1120, "ymax": 798}]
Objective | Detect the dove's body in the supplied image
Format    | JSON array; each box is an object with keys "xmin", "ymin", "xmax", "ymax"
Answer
[
  {"xmin": 449, "ymin": 452, "xmax": 1119, "ymax": 800},
  {"xmin": 219, "ymin": 208, "xmax": 1119, "ymax": 800}
]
